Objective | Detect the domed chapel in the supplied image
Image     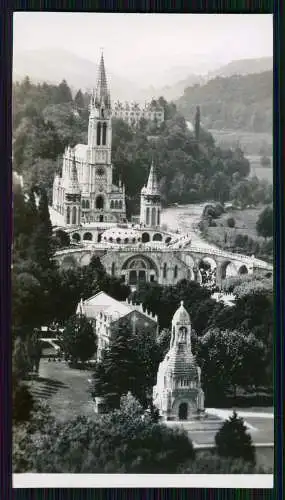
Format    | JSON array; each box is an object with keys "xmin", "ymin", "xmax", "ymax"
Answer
[{"xmin": 153, "ymin": 301, "xmax": 205, "ymax": 420}]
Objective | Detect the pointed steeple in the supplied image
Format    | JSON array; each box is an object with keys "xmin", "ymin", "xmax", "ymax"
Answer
[
  {"xmin": 65, "ymin": 151, "xmax": 81, "ymax": 194},
  {"xmin": 94, "ymin": 51, "xmax": 110, "ymax": 109},
  {"xmin": 145, "ymin": 160, "xmax": 160, "ymax": 195}
]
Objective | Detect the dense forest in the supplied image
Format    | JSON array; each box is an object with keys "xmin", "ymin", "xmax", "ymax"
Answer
[
  {"xmin": 176, "ymin": 71, "xmax": 272, "ymax": 133},
  {"xmin": 13, "ymin": 77, "xmax": 271, "ymax": 214}
]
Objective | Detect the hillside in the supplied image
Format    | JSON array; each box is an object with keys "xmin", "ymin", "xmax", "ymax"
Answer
[
  {"xmin": 208, "ymin": 57, "xmax": 273, "ymax": 79},
  {"xmin": 13, "ymin": 49, "xmax": 141, "ymax": 101},
  {"xmin": 176, "ymin": 71, "xmax": 272, "ymax": 133}
]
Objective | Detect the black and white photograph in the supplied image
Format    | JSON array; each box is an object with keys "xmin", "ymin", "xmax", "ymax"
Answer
[{"xmin": 12, "ymin": 12, "xmax": 274, "ymax": 488}]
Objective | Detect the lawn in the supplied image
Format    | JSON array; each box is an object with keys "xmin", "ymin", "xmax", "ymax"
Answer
[{"xmin": 28, "ymin": 358, "xmax": 95, "ymax": 421}]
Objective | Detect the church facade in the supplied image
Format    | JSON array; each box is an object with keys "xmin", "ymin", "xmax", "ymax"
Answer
[
  {"xmin": 52, "ymin": 53, "xmax": 126, "ymax": 225},
  {"xmin": 153, "ymin": 301, "xmax": 205, "ymax": 421}
]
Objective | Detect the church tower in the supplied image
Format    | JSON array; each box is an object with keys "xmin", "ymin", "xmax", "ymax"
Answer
[
  {"xmin": 63, "ymin": 149, "xmax": 81, "ymax": 227},
  {"xmin": 153, "ymin": 301, "xmax": 205, "ymax": 421},
  {"xmin": 140, "ymin": 160, "xmax": 161, "ymax": 228}
]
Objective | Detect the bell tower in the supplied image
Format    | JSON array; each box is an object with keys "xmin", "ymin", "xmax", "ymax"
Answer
[
  {"xmin": 87, "ymin": 52, "xmax": 112, "ymax": 168},
  {"xmin": 140, "ymin": 160, "xmax": 161, "ymax": 228}
]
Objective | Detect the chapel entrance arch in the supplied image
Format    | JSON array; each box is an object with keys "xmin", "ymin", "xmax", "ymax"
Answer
[
  {"xmin": 122, "ymin": 254, "xmax": 158, "ymax": 287},
  {"xmin": 178, "ymin": 402, "xmax": 188, "ymax": 421}
]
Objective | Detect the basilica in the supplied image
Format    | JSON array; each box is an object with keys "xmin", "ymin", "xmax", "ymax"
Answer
[{"xmin": 51, "ymin": 53, "xmax": 272, "ymax": 290}]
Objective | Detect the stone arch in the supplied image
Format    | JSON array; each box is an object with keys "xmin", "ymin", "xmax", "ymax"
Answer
[
  {"xmin": 153, "ymin": 233, "xmax": 162, "ymax": 241},
  {"xmin": 220, "ymin": 260, "xmax": 238, "ymax": 280},
  {"xmin": 178, "ymin": 402, "xmax": 188, "ymax": 421},
  {"xmin": 165, "ymin": 236, "xmax": 171, "ymax": 244},
  {"xmin": 238, "ymin": 264, "xmax": 249, "ymax": 275},
  {"xmin": 96, "ymin": 195, "xmax": 104, "ymax": 210},
  {"xmin": 83, "ymin": 232, "xmax": 93, "ymax": 241},
  {"xmin": 197, "ymin": 256, "xmax": 217, "ymax": 286},
  {"xmin": 72, "ymin": 233, "xmax": 81, "ymax": 242},
  {"xmin": 116, "ymin": 237, "xmax": 121, "ymax": 243},
  {"xmin": 72, "ymin": 206, "xmax": 77, "ymax": 225},
  {"xmin": 124, "ymin": 238, "xmax": 129, "ymax": 244},
  {"xmin": 151, "ymin": 207, "xmax": 156, "ymax": 226},
  {"xmin": 142, "ymin": 232, "xmax": 150, "ymax": 243}
]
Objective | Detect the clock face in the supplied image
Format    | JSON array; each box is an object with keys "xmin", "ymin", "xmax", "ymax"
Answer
[{"xmin": 97, "ymin": 167, "xmax": 105, "ymax": 176}]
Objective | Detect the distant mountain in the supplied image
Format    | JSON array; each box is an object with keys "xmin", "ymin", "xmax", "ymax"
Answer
[
  {"xmin": 13, "ymin": 48, "xmax": 141, "ymax": 101},
  {"xmin": 208, "ymin": 57, "xmax": 273, "ymax": 79},
  {"xmin": 138, "ymin": 74, "xmax": 206, "ymax": 102},
  {"xmin": 176, "ymin": 70, "xmax": 272, "ymax": 133}
]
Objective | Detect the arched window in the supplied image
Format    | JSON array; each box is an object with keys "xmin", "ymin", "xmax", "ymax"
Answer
[
  {"xmin": 163, "ymin": 263, "xmax": 167, "ymax": 279},
  {"xmin": 157, "ymin": 209, "xmax": 160, "ymax": 226},
  {"xmin": 82, "ymin": 200, "xmax": 86, "ymax": 209},
  {"xmin": 153, "ymin": 233, "xmax": 162, "ymax": 241},
  {"xmin": 83, "ymin": 232, "xmax": 92, "ymax": 241},
  {"xmin": 102, "ymin": 122, "xmax": 107, "ymax": 145},
  {"xmin": 111, "ymin": 262, "xmax": 115, "ymax": 276},
  {"xmin": 72, "ymin": 206, "xmax": 77, "ymax": 225},
  {"xmin": 96, "ymin": 195, "xmax": 104, "ymax": 209},
  {"xmin": 151, "ymin": 207, "xmax": 156, "ymax": 226},
  {"xmin": 118, "ymin": 200, "xmax": 122, "ymax": 209},
  {"xmin": 115, "ymin": 201, "xmax": 118, "ymax": 209},
  {"xmin": 96, "ymin": 122, "xmax": 101, "ymax": 145},
  {"xmin": 85, "ymin": 200, "xmax": 90, "ymax": 210},
  {"xmin": 146, "ymin": 207, "xmax": 150, "ymax": 225},
  {"xmin": 66, "ymin": 206, "xmax": 70, "ymax": 224},
  {"xmin": 116, "ymin": 237, "xmax": 121, "ymax": 243},
  {"xmin": 110, "ymin": 200, "xmax": 114, "ymax": 209},
  {"xmin": 174, "ymin": 265, "xmax": 178, "ymax": 279}
]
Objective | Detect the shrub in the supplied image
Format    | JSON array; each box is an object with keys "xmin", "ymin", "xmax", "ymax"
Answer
[
  {"xmin": 215, "ymin": 411, "xmax": 256, "ymax": 463},
  {"xmin": 227, "ymin": 217, "xmax": 236, "ymax": 228}
]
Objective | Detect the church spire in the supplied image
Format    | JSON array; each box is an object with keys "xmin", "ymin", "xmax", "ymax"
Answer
[
  {"xmin": 146, "ymin": 159, "xmax": 160, "ymax": 195},
  {"xmin": 65, "ymin": 151, "xmax": 81, "ymax": 194},
  {"xmin": 94, "ymin": 51, "xmax": 110, "ymax": 109}
]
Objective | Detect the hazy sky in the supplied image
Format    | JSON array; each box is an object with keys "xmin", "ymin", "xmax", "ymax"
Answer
[{"xmin": 13, "ymin": 13, "xmax": 273, "ymax": 82}]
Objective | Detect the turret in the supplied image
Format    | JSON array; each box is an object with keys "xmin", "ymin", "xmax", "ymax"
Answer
[
  {"xmin": 63, "ymin": 151, "xmax": 81, "ymax": 227},
  {"xmin": 140, "ymin": 160, "xmax": 161, "ymax": 227}
]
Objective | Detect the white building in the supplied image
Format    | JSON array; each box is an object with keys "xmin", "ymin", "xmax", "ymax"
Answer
[
  {"xmin": 113, "ymin": 100, "xmax": 164, "ymax": 127},
  {"xmin": 140, "ymin": 160, "xmax": 161, "ymax": 228},
  {"xmin": 52, "ymin": 53, "xmax": 126, "ymax": 226},
  {"xmin": 153, "ymin": 301, "xmax": 205, "ymax": 421},
  {"xmin": 76, "ymin": 291, "xmax": 158, "ymax": 361}
]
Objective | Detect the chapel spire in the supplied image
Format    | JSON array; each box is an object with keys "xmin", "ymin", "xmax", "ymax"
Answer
[
  {"xmin": 94, "ymin": 51, "xmax": 110, "ymax": 109},
  {"xmin": 145, "ymin": 160, "xmax": 160, "ymax": 195}
]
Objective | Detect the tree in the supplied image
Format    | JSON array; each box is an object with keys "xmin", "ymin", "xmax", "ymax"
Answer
[
  {"xmin": 13, "ymin": 381, "xmax": 35, "ymax": 424},
  {"xmin": 215, "ymin": 411, "xmax": 256, "ymax": 463},
  {"xmin": 256, "ymin": 206, "xmax": 273, "ymax": 238},
  {"xmin": 55, "ymin": 80, "xmax": 73, "ymax": 104},
  {"xmin": 74, "ymin": 89, "xmax": 85, "ymax": 109},
  {"xmin": 194, "ymin": 105, "xmax": 200, "ymax": 141},
  {"xmin": 91, "ymin": 321, "xmax": 139, "ymax": 409},
  {"xmin": 13, "ymin": 403, "xmax": 194, "ymax": 473},
  {"xmin": 260, "ymin": 155, "xmax": 271, "ymax": 167},
  {"xmin": 227, "ymin": 217, "xmax": 236, "ymax": 228},
  {"xmin": 62, "ymin": 313, "xmax": 97, "ymax": 365},
  {"xmin": 12, "ymin": 337, "xmax": 31, "ymax": 380}
]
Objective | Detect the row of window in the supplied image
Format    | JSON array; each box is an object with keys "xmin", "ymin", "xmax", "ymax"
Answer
[
  {"xmin": 145, "ymin": 207, "xmax": 160, "ymax": 226},
  {"xmin": 110, "ymin": 200, "xmax": 123, "ymax": 210},
  {"xmin": 66, "ymin": 206, "xmax": 79, "ymax": 225}
]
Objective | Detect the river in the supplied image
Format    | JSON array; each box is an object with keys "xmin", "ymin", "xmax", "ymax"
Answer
[{"xmin": 161, "ymin": 203, "xmax": 217, "ymax": 250}]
